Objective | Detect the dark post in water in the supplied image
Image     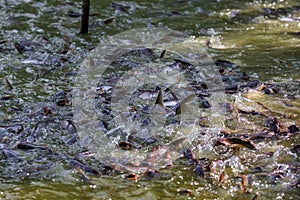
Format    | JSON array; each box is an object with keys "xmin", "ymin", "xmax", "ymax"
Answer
[{"xmin": 80, "ymin": 0, "xmax": 90, "ymax": 34}]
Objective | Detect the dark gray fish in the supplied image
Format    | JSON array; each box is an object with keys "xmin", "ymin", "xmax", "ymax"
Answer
[
  {"xmin": 14, "ymin": 40, "xmax": 41, "ymax": 53},
  {"xmin": 194, "ymin": 164, "xmax": 204, "ymax": 177},
  {"xmin": 110, "ymin": 2, "xmax": 130, "ymax": 13},
  {"xmin": 15, "ymin": 142, "xmax": 53, "ymax": 153},
  {"xmin": 215, "ymin": 59, "xmax": 239, "ymax": 69},
  {"xmin": 69, "ymin": 159, "xmax": 100, "ymax": 176},
  {"xmin": 2, "ymin": 148, "xmax": 20, "ymax": 160},
  {"xmin": 118, "ymin": 141, "xmax": 133, "ymax": 150},
  {"xmin": 267, "ymin": 117, "xmax": 280, "ymax": 134},
  {"xmin": 68, "ymin": 10, "xmax": 81, "ymax": 17},
  {"xmin": 288, "ymin": 125, "xmax": 299, "ymax": 133},
  {"xmin": 102, "ymin": 17, "xmax": 115, "ymax": 25}
]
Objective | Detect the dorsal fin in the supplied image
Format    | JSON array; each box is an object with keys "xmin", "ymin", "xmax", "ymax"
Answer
[
  {"xmin": 4, "ymin": 78, "xmax": 13, "ymax": 90},
  {"xmin": 175, "ymin": 93, "xmax": 198, "ymax": 115},
  {"xmin": 155, "ymin": 88, "xmax": 164, "ymax": 106}
]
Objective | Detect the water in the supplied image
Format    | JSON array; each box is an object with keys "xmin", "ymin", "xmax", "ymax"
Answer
[{"xmin": 0, "ymin": 0, "xmax": 299, "ymax": 199}]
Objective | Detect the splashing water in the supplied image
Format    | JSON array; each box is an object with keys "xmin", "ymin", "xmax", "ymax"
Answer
[{"xmin": 73, "ymin": 27, "xmax": 226, "ymax": 172}]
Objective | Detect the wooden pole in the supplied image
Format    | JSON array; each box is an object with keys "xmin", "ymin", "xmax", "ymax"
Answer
[{"xmin": 80, "ymin": 0, "xmax": 90, "ymax": 34}]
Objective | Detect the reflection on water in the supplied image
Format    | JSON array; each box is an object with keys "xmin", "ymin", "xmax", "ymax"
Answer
[{"xmin": 0, "ymin": 0, "xmax": 299, "ymax": 199}]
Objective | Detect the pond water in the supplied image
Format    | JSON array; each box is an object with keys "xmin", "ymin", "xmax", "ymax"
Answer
[{"xmin": 0, "ymin": 0, "xmax": 299, "ymax": 199}]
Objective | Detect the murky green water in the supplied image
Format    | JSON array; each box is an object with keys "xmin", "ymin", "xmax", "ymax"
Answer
[{"xmin": 0, "ymin": 0, "xmax": 299, "ymax": 199}]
